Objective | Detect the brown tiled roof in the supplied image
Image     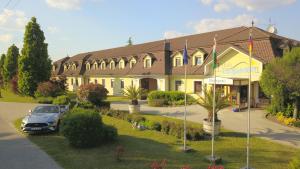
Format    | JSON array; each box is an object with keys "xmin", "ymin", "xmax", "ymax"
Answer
[{"xmin": 53, "ymin": 26, "xmax": 300, "ymax": 76}]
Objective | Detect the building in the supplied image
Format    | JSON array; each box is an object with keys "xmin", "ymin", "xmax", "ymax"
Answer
[{"xmin": 52, "ymin": 26, "xmax": 299, "ymax": 107}]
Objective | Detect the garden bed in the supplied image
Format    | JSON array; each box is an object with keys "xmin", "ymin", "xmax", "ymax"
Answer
[{"xmin": 266, "ymin": 114, "xmax": 300, "ymax": 129}]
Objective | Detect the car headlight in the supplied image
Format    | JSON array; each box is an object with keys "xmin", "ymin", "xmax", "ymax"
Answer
[{"xmin": 48, "ymin": 121, "xmax": 55, "ymax": 125}]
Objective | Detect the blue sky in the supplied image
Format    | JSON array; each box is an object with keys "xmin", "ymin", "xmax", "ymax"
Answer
[{"xmin": 0, "ymin": 0, "xmax": 300, "ymax": 61}]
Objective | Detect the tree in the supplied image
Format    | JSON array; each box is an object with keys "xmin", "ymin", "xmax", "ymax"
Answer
[
  {"xmin": 197, "ymin": 89, "xmax": 230, "ymax": 122},
  {"xmin": 18, "ymin": 17, "xmax": 52, "ymax": 96},
  {"xmin": 127, "ymin": 37, "xmax": 133, "ymax": 46},
  {"xmin": 3, "ymin": 44, "xmax": 19, "ymax": 84},
  {"xmin": 0, "ymin": 54, "xmax": 5, "ymax": 87},
  {"xmin": 260, "ymin": 47, "xmax": 300, "ymax": 119}
]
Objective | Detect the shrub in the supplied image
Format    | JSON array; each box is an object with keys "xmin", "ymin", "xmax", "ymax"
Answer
[
  {"xmin": 284, "ymin": 117, "xmax": 296, "ymax": 126},
  {"xmin": 143, "ymin": 120, "xmax": 162, "ymax": 131},
  {"xmin": 53, "ymin": 95, "xmax": 70, "ymax": 105},
  {"xmin": 100, "ymin": 109, "xmax": 129, "ymax": 121},
  {"xmin": 37, "ymin": 97, "xmax": 54, "ymax": 104},
  {"xmin": 77, "ymin": 84, "xmax": 108, "ymax": 107},
  {"xmin": 293, "ymin": 121, "xmax": 300, "ymax": 128},
  {"xmin": 76, "ymin": 101, "xmax": 95, "ymax": 109},
  {"xmin": 128, "ymin": 113, "xmax": 145, "ymax": 123},
  {"xmin": 35, "ymin": 81, "xmax": 64, "ymax": 97},
  {"xmin": 186, "ymin": 127, "xmax": 205, "ymax": 141},
  {"xmin": 60, "ymin": 108, "xmax": 117, "ymax": 148},
  {"xmin": 98, "ymin": 101, "xmax": 111, "ymax": 109},
  {"xmin": 288, "ymin": 157, "xmax": 300, "ymax": 169},
  {"xmin": 161, "ymin": 120, "xmax": 171, "ymax": 135},
  {"xmin": 147, "ymin": 91, "xmax": 196, "ymax": 107}
]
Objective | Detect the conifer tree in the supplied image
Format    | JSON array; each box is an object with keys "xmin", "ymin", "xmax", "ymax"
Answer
[
  {"xmin": 18, "ymin": 17, "xmax": 51, "ymax": 96},
  {"xmin": 3, "ymin": 44, "xmax": 19, "ymax": 84},
  {"xmin": 0, "ymin": 54, "xmax": 5, "ymax": 87}
]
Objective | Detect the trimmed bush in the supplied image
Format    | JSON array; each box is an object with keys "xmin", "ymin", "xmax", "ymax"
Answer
[
  {"xmin": 128, "ymin": 113, "xmax": 146, "ymax": 123},
  {"xmin": 289, "ymin": 157, "xmax": 300, "ymax": 169},
  {"xmin": 77, "ymin": 84, "xmax": 108, "ymax": 107},
  {"xmin": 100, "ymin": 109, "xmax": 129, "ymax": 121},
  {"xmin": 293, "ymin": 121, "xmax": 300, "ymax": 128},
  {"xmin": 35, "ymin": 81, "xmax": 64, "ymax": 97},
  {"xmin": 53, "ymin": 95, "xmax": 70, "ymax": 105},
  {"xmin": 147, "ymin": 91, "xmax": 196, "ymax": 107},
  {"xmin": 60, "ymin": 108, "xmax": 117, "ymax": 148},
  {"xmin": 143, "ymin": 120, "xmax": 162, "ymax": 131},
  {"xmin": 76, "ymin": 101, "xmax": 95, "ymax": 109},
  {"xmin": 37, "ymin": 97, "xmax": 54, "ymax": 104},
  {"xmin": 161, "ymin": 120, "xmax": 171, "ymax": 135}
]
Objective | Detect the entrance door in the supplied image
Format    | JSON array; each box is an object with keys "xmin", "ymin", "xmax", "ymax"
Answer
[
  {"xmin": 194, "ymin": 81, "xmax": 202, "ymax": 94},
  {"xmin": 240, "ymin": 85, "xmax": 248, "ymax": 103}
]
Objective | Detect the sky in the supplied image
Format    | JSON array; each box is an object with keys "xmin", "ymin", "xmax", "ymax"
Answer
[{"xmin": 0, "ymin": 0, "xmax": 300, "ymax": 61}]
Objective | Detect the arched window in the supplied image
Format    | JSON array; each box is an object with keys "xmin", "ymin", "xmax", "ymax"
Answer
[
  {"xmin": 110, "ymin": 61, "xmax": 115, "ymax": 69},
  {"xmin": 86, "ymin": 63, "xmax": 91, "ymax": 70},
  {"xmin": 100, "ymin": 61, "xmax": 106, "ymax": 70},
  {"xmin": 93, "ymin": 62, "xmax": 98, "ymax": 70},
  {"xmin": 129, "ymin": 59, "xmax": 136, "ymax": 68},
  {"xmin": 119, "ymin": 59, "xmax": 125, "ymax": 69},
  {"xmin": 143, "ymin": 55, "xmax": 152, "ymax": 68}
]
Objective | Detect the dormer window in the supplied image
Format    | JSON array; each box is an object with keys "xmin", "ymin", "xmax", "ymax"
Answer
[
  {"xmin": 172, "ymin": 52, "xmax": 183, "ymax": 67},
  {"xmin": 129, "ymin": 58, "xmax": 136, "ymax": 68},
  {"xmin": 100, "ymin": 61, "xmax": 106, "ymax": 70},
  {"xmin": 192, "ymin": 49, "xmax": 205, "ymax": 66},
  {"xmin": 110, "ymin": 61, "xmax": 115, "ymax": 69},
  {"xmin": 64, "ymin": 65, "xmax": 67, "ymax": 71},
  {"xmin": 86, "ymin": 63, "xmax": 91, "ymax": 70},
  {"xmin": 119, "ymin": 59, "xmax": 125, "ymax": 69},
  {"xmin": 72, "ymin": 64, "xmax": 76, "ymax": 70},
  {"xmin": 93, "ymin": 62, "xmax": 98, "ymax": 70},
  {"xmin": 143, "ymin": 55, "xmax": 152, "ymax": 68}
]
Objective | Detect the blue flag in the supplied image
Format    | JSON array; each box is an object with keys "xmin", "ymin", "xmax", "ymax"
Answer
[{"xmin": 183, "ymin": 44, "xmax": 188, "ymax": 65}]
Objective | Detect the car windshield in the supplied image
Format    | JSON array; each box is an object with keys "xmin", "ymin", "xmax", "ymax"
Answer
[{"xmin": 33, "ymin": 106, "xmax": 59, "ymax": 114}]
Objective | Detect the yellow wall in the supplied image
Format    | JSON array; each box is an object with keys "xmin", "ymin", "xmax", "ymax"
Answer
[{"xmin": 169, "ymin": 75, "xmax": 204, "ymax": 94}]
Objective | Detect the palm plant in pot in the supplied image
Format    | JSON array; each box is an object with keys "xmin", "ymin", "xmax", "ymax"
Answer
[
  {"xmin": 123, "ymin": 85, "xmax": 145, "ymax": 114},
  {"xmin": 197, "ymin": 89, "xmax": 230, "ymax": 135}
]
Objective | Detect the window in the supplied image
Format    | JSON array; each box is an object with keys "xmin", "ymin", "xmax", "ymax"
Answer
[
  {"xmin": 93, "ymin": 63, "xmax": 98, "ymax": 70},
  {"xmin": 145, "ymin": 58, "xmax": 151, "ymax": 68},
  {"xmin": 101, "ymin": 62, "xmax": 106, "ymax": 69},
  {"xmin": 195, "ymin": 57, "xmax": 202, "ymax": 65},
  {"xmin": 175, "ymin": 57, "xmax": 181, "ymax": 67},
  {"xmin": 175, "ymin": 80, "xmax": 183, "ymax": 91},
  {"xmin": 71, "ymin": 78, "xmax": 74, "ymax": 85},
  {"xmin": 119, "ymin": 60, "xmax": 125, "ymax": 69},
  {"xmin": 110, "ymin": 61, "xmax": 115, "ymax": 69},
  {"xmin": 194, "ymin": 81, "xmax": 202, "ymax": 93},
  {"xmin": 121, "ymin": 80, "xmax": 124, "ymax": 89},
  {"xmin": 130, "ymin": 59, "xmax": 136, "ymax": 68},
  {"xmin": 94, "ymin": 79, "xmax": 98, "ymax": 84},
  {"xmin": 131, "ymin": 80, "xmax": 134, "ymax": 86},
  {"xmin": 102, "ymin": 79, "xmax": 105, "ymax": 87},
  {"xmin": 64, "ymin": 65, "xmax": 67, "ymax": 71},
  {"xmin": 111, "ymin": 79, "xmax": 114, "ymax": 88},
  {"xmin": 72, "ymin": 64, "xmax": 76, "ymax": 70},
  {"xmin": 86, "ymin": 63, "xmax": 91, "ymax": 70},
  {"xmin": 75, "ymin": 78, "xmax": 79, "ymax": 86}
]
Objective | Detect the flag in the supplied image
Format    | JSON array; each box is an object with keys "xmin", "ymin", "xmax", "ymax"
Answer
[
  {"xmin": 248, "ymin": 33, "xmax": 253, "ymax": 55},
  {"xmin": 212, "ymin": 37, "xmax": 217, "ymax": 69},
  {"xmin": 183, "ymin": 43, "xmax": 188, "ymax": 65}
]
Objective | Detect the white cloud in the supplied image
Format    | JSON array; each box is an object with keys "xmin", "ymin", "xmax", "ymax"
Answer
[
  {"xmin": 0, "ymin": 9, "xmax": 27, "ymax": 31},
  {"xmin": 200, "ymin": 0, "xmax": 213, "ymax": 5},
  {"xmin": 230, "ymin": 0, "xmax": 296, "ymax": 11},
  {"xmin": 46, "ymin": 0, "xmax": 82, "ymax": 10},
  {"xmin": 0, "ymin": 34, "xmax": 13, "ymax": 43},
  {"xmin": 192, "ymin": 14, "xmax": 256, "ymax": 33},
  {"xmin": 214, "ymin": 1, "xmax": 230, "ymax": 12},
  {"xmin": 47, "ymin": 26, "xmax": 59, "ymax": 34},
  {"xmin": 163, "ymin": 31, "xmax": 186, "ymax": 39}
]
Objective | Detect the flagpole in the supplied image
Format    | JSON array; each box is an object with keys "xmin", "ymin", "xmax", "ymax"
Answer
[
  {"xmin": 183, "ymin": 40, "xmax": 187, "ymax": 151},
  {"xmin": 211, "ymin": 36, "xmax": 217, "ymax": 163},
  {"xmin": 241, "ymin": 21, "xmax": 254, "ymax": 169}
]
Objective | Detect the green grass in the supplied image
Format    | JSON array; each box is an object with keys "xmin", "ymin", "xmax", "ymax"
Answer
[
  {"xmin": 105, "ymin": 96, "xmax": 129, "ymax": 102},
  {"xmin": 14, "ymin": 115, "xmax": 298, "ymax": 169},
  {"xmin": 0, "ymin": 89, "xmax": 37, "ymax": 103}
]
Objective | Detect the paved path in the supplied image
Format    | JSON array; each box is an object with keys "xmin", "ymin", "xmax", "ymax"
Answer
[
  {"xmin": 0, "ymin": 102, "xmax": 62, "ymax": 169},
  {"xmin": 112, "ymin": 101, "xmax": 300, "ymax": 148}
]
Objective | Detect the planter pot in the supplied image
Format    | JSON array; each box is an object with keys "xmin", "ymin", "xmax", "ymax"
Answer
[
  {"xmin": 203, "ymin": 119, "xmax": 221, "ymax": 136},
  {"xmin": 128, "ymin": 104, "xmax": 140, "ymax": 114}
]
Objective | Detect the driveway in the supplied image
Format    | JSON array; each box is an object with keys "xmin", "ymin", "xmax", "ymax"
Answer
[
  {"xmin": 111, "ymin": 101, "xmax": 300, "ymax": 148},
  {"xmin": 0, "ymin": 102, "xmax": 62, "ymax": 169}
]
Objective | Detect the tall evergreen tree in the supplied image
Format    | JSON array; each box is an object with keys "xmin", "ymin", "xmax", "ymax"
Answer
[
  {"xmin": 127, "ymin": 37, "xmax": 133, "ymax": 46},
  {"xmin": 18, "ymin": 17, "xmax": 52, "ymax": 96},
  {"xmin": 3, "ymin": 44, "xmax": 19, "ymax": 84},
  {"xmin": 0, "ymin": 54, "xmax": 5, "ymax": 87}
]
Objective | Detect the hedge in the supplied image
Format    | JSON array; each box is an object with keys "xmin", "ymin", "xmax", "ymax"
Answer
[
  {"xmin": 99, "ymin": 109, "xmax": 205, "ymax": 141},
  {"xmin": 147, "ymin": 91, "xmax": 197, "ymax": 107}
]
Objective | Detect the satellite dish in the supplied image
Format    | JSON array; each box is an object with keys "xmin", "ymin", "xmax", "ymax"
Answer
[{"xmin": 267, "ymin": 25, "xmax": 278, "ymax": 34}]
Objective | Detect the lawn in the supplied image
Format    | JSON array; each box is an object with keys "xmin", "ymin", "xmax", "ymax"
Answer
[
  {"xmin": 14, "ymin": 115, "xmax": 298, "ymax": 169},
  {"xmin": 105, "ymin": 96, "xmax": 129, "ymax": 102},
  {"xmin": 0, "ymin": 89, "xmax": 37, "ymax": 103}
]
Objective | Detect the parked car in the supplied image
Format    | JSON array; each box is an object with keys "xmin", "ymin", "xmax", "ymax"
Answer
[{"xmin": 21, "ymin": 105, "xmax": 69, "ymax": 133}]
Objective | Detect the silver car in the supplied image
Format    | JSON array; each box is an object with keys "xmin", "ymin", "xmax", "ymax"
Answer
[{"xmin": 21, "ymin": 105, "xmax": 69, "ymax": 133}]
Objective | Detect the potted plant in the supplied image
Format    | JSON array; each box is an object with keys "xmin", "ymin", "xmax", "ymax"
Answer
[
  {"xmin": 123, "ymin": 85, "xmax": 145, "ymax": 114},
  {"xmin": 197, "ymin": 89, "xmax": 230, "ymax": 135}
]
